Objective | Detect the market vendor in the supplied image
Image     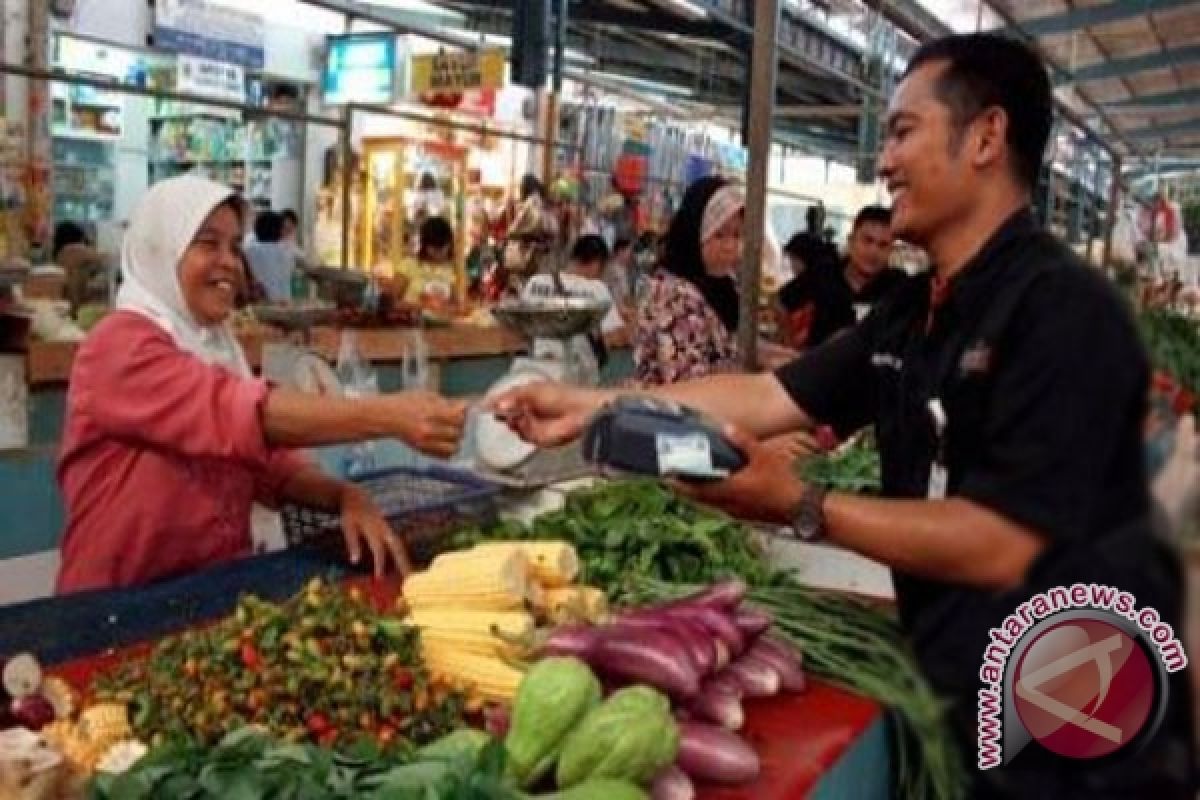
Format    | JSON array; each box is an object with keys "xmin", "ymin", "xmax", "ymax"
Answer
[
  {"xmin": 492, "ymin": 34, "xmax": 1196, "ymax": 798},
  {"xmin": 56, "ymin": 175, "xmax": 468, "ymax": 594}
]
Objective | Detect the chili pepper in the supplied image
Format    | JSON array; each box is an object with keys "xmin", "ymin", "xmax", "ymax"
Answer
[
  {"xmin": 392, "ymin": 668, "xmax": 413, "ymax": 690},
  {"xmin": 240, "ymin": 643, "xmax": 262, "ymax": 671}
]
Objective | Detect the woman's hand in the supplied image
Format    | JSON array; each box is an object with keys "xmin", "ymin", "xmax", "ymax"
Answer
[
  {"xmin": 386, "ymin": 391, "xmax": 469, "ymax": 458},
  {"xmin": 340, "ymin": 483, "xmax": 411, "ymax": 578}
]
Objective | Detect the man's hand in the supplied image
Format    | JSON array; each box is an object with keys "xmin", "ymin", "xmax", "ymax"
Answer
[
  {"xmin": 486, "ymin": 381, "xmax": 611, "ymax": 448},
  {"xmin": 340, "ymin": 484, "xmax": 411, "ymax": 578},
  {"xmin": 672, "ymin": 424, "xmax": 806, "ymax": 525},
  {"xmin": 387, "ymin": 391, "xmax": 468, "ymax": 458}
]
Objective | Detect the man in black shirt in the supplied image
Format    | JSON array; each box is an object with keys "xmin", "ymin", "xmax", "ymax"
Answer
[
  {"xmin": 783, "ymin": 204, "xmax": 839, "ymax": 275},
  {"xmin": 492, "ymin": 33, "xmax": 1195, "ymax": 798},
  {"xmin": 777, "ymin": 205, "xmax": 908, "ymax": 348}
]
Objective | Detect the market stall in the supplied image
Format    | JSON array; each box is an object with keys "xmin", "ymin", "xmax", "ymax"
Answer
[{"xmin": 0, "ymin": 474, "xmax": 919, "ymax": 800}]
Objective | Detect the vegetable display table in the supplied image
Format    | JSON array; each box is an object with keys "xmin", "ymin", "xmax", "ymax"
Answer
[{"xmin": 0, "ymin": 545, "xmax": 890, "ymax": 799}]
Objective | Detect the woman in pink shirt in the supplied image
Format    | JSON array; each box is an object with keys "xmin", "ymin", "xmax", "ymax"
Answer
[{"xmin": 57, "ymin": 176, "xmax": 467, "ymax": 593}]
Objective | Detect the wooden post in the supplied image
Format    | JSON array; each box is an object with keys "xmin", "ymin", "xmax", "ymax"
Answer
[{"xmin": 738, "ymin": 0, "xmax": 780, "ymax": 370}]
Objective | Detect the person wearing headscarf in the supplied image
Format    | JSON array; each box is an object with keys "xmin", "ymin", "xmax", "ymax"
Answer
[
  {"xmin": 56, "ymin": 175, "xmax": 468, "ymax": 593},
  {"xmin": 632, "ymin": 176, "xmax": 748, "ymax": 385}
]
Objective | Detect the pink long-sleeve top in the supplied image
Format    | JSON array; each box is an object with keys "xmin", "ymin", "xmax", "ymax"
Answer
[{"xmin": 56, "ymin": 311, "xmax": 309, "ymax": 593}]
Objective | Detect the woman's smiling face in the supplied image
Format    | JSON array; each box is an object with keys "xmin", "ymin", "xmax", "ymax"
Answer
[{"xmin": 177, "ymin": 204, "xmax": 244, "ymax": 325}]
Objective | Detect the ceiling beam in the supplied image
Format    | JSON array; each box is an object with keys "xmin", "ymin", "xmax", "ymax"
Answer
[
  {"xmin": 1126, "ymin": 117, "xmax": 1200, "ymax": 141},
  {"xmin": 1103, "ymin": 87, "xmax": 1200, "ymax": 108},
  {"xmin": 1018, "ymin": 0, "xmax": 1194, "ymax": 37},
  {"xmin": 1061, "ymin": 43, "xmax": 1200, "ymax": 85}
]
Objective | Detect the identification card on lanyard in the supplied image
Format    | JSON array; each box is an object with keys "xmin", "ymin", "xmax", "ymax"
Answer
[{"xmin": 927, "ymin": 398, "xmax": 949, "ymax": 499}]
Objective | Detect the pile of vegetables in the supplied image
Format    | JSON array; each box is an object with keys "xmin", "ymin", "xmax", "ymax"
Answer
[
  {"xmin": 88, "ymin": 726, "xmax": 521, "ymax": 800},
  {"xmin": 453, "ymin": 481, "xmax": 967, "ymax": 800},
  {"xmin": 1139, "ymin": 308, "xmax": 1200, "ymax": 405},
  {"xmin": 400, "ymin": 541, "xmax": 609, "ymax": 705},
  {"xmin": 629, "ymin": 578, "xmax": 964, "ymax": 800},
  {"xmin": 452, "ymin": 481, "xmax": 781, "ymax": 600},
  {"xmin": 504, "ymin": 658, "xmax": 677, "ymax": 799},
  {"xmin": 535, "ymin": 581, "xmax": 809, "ymax": 795},
  {"xmin": 92, "ymin": 579, "xmax": 466, "ymax": 750}
]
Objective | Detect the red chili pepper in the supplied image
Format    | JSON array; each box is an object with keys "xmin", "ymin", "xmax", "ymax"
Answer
[
  {"xmin": 240, "ymin": 642, "xmax": 262, "ymax": 671},
  {"xmin": 392, "ymin": 668, "xmax": 413, "ymax": 690},
  {"xmin": 318, "ymin": 728, "xmax": 339, "ymax": 747},
  {"xmin": 376, "ymin": 724, "xmax": 397, "ymax": 746},
  {"xmin": 306, "ymin": 712, "xmax": 331, "ymax": 736}
]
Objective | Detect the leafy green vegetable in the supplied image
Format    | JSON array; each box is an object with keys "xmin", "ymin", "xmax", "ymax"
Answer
[
  {"xmin": 452, "ymin": 480, "xmax": 786, "ymax": 600},
  {"xmin": 88, "ymin": 727, "xmax": 520, "ymax": 800},
  {"xmin": 1139, "ymin": 308, "xmax": 1200, "ymax": 398},
  {"xmin": 800, "ymin": 436, "xmax": 882, "ymax": 493}
]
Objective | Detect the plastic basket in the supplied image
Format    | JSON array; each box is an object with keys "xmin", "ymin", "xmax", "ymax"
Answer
[{"xmin": 281, "ymin": 465, "xmax": 500, "ymax": 566}]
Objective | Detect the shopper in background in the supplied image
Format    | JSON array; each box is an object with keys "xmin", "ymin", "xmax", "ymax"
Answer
[
  {"xmin": 504, "ymin": 175, "xmax": 557, "ymax": 284},
  {"xmin": 280, "ymin": 208, "xmax": 303, "ymax": 256},
  {"xmin": 54, "ymin": 220, "xmax": 108, "ymax": 316},
  {"xmin": 783, "ymin": 204, "xmax": 838, "ymax": 275},
  {"xmin": 493, "ymin": 33, "xmax": 1195, "ymax": 798},
  {"xmin": 417, "ymin": 216, "xmax": 455, "ymax": 264},
  {"xmin": 56, "ymin": 175, "xmax": 468, "ymax": 593},
  {"xmin": 633, "ymin": 176, "xmax": 794, "ymax": 387},
  {"xmin": 523, "ymin": 234, "xmax": 625, "ymax": 373},
  {"xmin": 777, "ymin": 205, "xmax": 907, "ymax": 349},
  {"xmin": 243, "ymin": 210, "xmax": 294, "ymax": 302}
]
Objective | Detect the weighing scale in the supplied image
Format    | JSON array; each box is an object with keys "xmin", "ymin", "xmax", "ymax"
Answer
[{"xmin": 472, "ymin": 295, "xmax": 611, "ymax": 487}]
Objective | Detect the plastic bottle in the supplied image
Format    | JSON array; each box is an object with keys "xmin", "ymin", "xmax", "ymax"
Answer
[{"xmin": 336, "ymin": 332, "xmax": 379, "ymax": 478}]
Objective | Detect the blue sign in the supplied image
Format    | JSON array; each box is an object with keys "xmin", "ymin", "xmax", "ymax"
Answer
[
  {"xmin": 323, "ymin": 34, "xmax": 399, "ymax": 106},
  {"xmin": 156, "ymin": 28, "xmax": 264, "ymax": 69},
  {"xmin": 154, "ymin": 0, "xmax": 265, "ymax": 70}
]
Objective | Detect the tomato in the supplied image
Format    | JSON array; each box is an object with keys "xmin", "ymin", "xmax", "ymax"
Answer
[
  {"xmin": 392, "ymin": 668, "xmax": 413, "ymax": 690},
  {"xmin": 317, "ymin": 728, "xmax": 339, "ymax": 747},
  {"xmin": 240, "ymin": 643, "xmax": 262, "ymax": 671},
  {"xmin": 306, "ymin": 712, "xmax": 331, "ymax": 736}
]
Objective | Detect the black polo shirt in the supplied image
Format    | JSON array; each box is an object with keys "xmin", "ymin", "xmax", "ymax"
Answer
[
  {"xmin": 776, "ymin": 209, "xmax": 1193, "ymax": 795},
  {"xmin": 777, "ymin": 260, "xmax": 909, "ymax": 347}
]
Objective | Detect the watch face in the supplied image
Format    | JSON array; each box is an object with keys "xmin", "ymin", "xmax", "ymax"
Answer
[{"xmin": 793, "ymin": 488, "xmax": 826, "ymax": 541}]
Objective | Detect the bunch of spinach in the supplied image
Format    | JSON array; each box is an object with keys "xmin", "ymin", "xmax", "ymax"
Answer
[
  {"xmin": 89, "ymin": 727, "xmax": 518, "ymax": 800},
  {"xmin": 452, "ymin": 480, "xmax": 788, "ymax": 601}
]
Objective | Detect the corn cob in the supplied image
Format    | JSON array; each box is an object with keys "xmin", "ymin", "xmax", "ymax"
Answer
[
  {"xmin": 418, "ymin": 627, "xmax": 524, "ymax": 659},
  {"xmin": 405, "ymin": 609, "xmax": 536, "ymax": 640},
  {"xmin": 537, "ymin": 586, "xmax": 609, "ymax": 624},
  {"xmin": 420, "ymin": 643, "xmax": 524, "ymax": 703},
  {"xmin": 442, "ymin": 541, "xmax": 579, "ymax": 588},
  {"xmin": 403, "ymin": 550, "xmax": 531, "ymax": 610}
]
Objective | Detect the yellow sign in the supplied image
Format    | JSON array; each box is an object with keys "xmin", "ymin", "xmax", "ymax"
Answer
[{"xmin": 411, "ymin": 48, "xmax": 505, "ymax": 94}]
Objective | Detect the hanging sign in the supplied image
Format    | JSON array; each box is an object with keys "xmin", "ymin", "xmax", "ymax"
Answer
[
  {"xmin": 410, "ymin": 48, "xmax": 506, "ymax": 94},
  {"xmin": 155, "ymin": 0, "xmax": 265, "ymax": 70},
  {"xmin": 176, "ymin": 55, "xmax": 245, "ymax": 103}
]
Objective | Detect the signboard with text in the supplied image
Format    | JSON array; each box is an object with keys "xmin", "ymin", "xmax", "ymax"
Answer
[
  {"xmin": 410, "ymin": 49, "xmax": 505, "ymax": 95},
  {"xmin": 155, "ymin": 0, "xmax": 265, "ymax": 69},
  {"xmin": 176, "ymin": 55, "xmax": 245, "ymax": 103}
]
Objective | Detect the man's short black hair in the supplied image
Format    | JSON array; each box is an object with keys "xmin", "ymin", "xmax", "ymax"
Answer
[
  {"xmin": 571, "ymin": 234, "xmax": 610, "ymax": 266},
  {"xmin": 904, "ymin": 33, "xmax": 1053, "ymax": 191},
  {"xmin": 254, "ymin": 210, "xmax": 284, "ymax": 243},
  {"xmin": 852, "ymin": 205, "xmax": 891, "ymax": 231},
  {"xmin": 280, "ymin": 209, "xmax": 299, "ymax": 227}
]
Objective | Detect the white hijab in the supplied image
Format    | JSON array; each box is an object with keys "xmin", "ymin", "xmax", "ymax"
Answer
[{"xmin": 117, "ymin": 175, "xmax": 251, "ymax": 378}]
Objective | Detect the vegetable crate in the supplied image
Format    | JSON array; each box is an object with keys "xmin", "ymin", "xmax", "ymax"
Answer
[{"xmin": 281, "ymin": 465, "xmax": 500, "ymax": 565}]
